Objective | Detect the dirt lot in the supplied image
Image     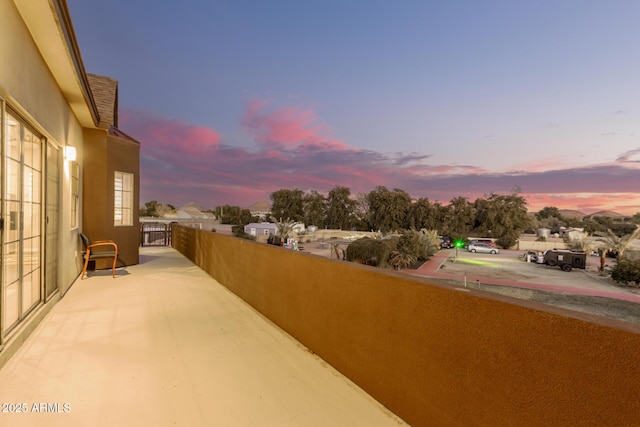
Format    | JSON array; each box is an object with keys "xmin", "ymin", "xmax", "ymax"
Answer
[
  {"xmin": 436, "ymin": 249, "xmax": 640, "ymax": 325},
  {"xmin": 301, "ymin": 241, "xmax": 640, "ymax": 326}
]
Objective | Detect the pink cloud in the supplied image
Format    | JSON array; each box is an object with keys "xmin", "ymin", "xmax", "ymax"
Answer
[
  {"xmin": 120, "ymin": 110, "xmax": 221, "ymax": 157},
  {"xmin": 121, "ymin": 107, "xmax": 640, "ymax": 216},
  {"xmin": 524, "ymin": 193, "xmax": 640, "ymax": 216},
  {"xmin": 241, "ymin": 98, "xmax": 350, "ymax": 150}
]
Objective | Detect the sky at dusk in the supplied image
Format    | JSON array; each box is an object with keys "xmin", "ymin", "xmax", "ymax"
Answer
[{"xmin": 67, "ymin": 0, "xmax": 640, "ymax": 215}]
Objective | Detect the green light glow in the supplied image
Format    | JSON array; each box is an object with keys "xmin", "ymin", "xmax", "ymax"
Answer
[{"xmin": 453, "ymin": 258, "xmax": 501, "ymax": 268}]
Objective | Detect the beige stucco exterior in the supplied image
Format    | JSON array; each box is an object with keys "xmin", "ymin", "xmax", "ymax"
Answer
[
  {"xmin": 1, "ymin": 0, "xmax": 88, "ymax": 296},
  {"xmin": 0, "ymin": 0, "xmax": 140, "ymax": 364},
  {"xmin": 83, "ymin": 130, "xmax": 140, "ymax": 267}
]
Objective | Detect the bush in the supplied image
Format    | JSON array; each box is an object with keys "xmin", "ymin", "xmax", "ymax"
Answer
[
  {"xmin": 345, "ymin": 237, "xmax": 394, "ymax": 268},
  {"xmin": 397, "ymin": 229, "xmax": 437, "ymax": 262},
  {"xmin": 610, "ymin": 258, "xmax": 640, "ymax": 286},
  {"xmin": 496, "ymin": 235, "xmax": 518, "ymax": 249},
  {"xmin": 232, "ymin": 225, "xmax": 255, "ymax": 240}
]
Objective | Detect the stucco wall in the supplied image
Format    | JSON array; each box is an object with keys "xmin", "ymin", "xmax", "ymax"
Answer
[
  {"xmin": 0, "ymin": 1, "xmax": 85, "ymax": 292},
  {"xmin": 517, "ymin": 240, "xmax": 569, "ymax": 251},
  {"xmin": 83, "ymin": 129, "xmax": 140, "ymax": 266},
  {"xmin": 173, "ymin": 225, "xmax": 640, "ymax": 426},
  {"xmin": 0, "ymin": 1, "xmax": 79, "ymax": 144}
]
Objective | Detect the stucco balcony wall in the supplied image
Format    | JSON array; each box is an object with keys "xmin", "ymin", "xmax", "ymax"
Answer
[{"xmin": 172, "ymin": 225, "xmax": 640, "ymax": 427}]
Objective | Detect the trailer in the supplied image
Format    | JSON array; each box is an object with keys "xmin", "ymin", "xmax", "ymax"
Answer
[{"xmin": 543, "ymin": 249, "xmax": 586, "ymax": 272}]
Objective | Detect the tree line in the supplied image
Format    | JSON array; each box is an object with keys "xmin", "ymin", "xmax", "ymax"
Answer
[
  {"xmin": 143, "ymin": 187, "xmax": 640, "ymax": 249},
  {"xmin": 267, "ymin": 185, "xmax": 532, "ymax": 248}
]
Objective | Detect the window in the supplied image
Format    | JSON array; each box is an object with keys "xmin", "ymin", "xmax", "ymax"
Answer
[
  {"xmin": 70, "ymin": 161, "xmax": 79, "ymax": 228},
  {"xmin": 114, "ymin": 171, "xmax": 133, "ymax": 226}
]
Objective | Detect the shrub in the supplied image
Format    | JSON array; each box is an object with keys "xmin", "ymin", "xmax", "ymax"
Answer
[
  {"xmin": 345, "ymin": 237, "xmax": 394, "ymax": 268},
  {"xmin": 389, "ymin": 250, "xmax": 416, "ymax": 270},
  {"xmin": 397, "ymin": 229, "xmax": 438, "ymax": 262},
  {"xmin": 232, "ymin": 225, "xmax": 255, "ymax": 240},
  {"xmin": 610, "ymin": 258, "xmax": 640, "ymax": 286},
  {"xmin": 496, "ymin": 235, "xmax": 518, "ymax": 249}
]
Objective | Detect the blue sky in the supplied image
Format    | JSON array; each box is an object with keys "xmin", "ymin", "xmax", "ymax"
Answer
[{"xmin": 67, "ymin": 0, "xmax": 640, "ymax": 214}]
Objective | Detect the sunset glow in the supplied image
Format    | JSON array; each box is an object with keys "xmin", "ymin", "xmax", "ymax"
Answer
[{"xmin": 67, "ymin": 1, "xmax": 640, "ymax": 216}]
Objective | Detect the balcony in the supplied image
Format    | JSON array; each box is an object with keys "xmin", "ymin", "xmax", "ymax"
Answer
[
  {"xmin": 0, "ymin": 246, "xmax": 405, "ymax": 426},
  {"xmin": 1, "ymin": 226, "xmax": 640, "ymax": 426}
]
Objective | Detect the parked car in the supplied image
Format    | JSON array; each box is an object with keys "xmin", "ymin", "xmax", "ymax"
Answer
[
  {"xmin": 468, "ymin": 243, "xmax": 499, "ymax": 254},
  {"xmin": 439, "ymin": 236, "xmax": 452, "ymax": 249},
  {"xmin": 469, "ymin": 239, "xmax": 495, "ymax": 247}
]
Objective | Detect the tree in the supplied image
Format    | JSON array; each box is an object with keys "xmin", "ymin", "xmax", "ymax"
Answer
[
  {"xmin": 270, "ymin": 216, "xmax": 296, "ymax": 241},
  {"xmin": 218, "ymin": 205, "xmax": 257, "ymax": 228},
  {"xmin": 446, "ymin": 197, "xmax": 475, "ymax": 239},
  {"xmin": 594, "ymin": 225, "xmax": 640, "ymax": 259},
  {"xmin": 535, "ymin": 206, "xmax": 563, "ymax": 220},
  {"xmin": 433, "ymin": 202, "xmax": 450, "ymax": 233},
  {"xmin": 563, "ymin": 233, "xmax": 596, "ymax": 252},
  {"xmin": 366, "ymin": 186, "xmax": 411, "ymax": 233},
  {"xmin": 270, "ymin": 189, "xmax": 304, "ymax": 222},
  {"xmin": 352, "ymin": 193, "xmax": 371, "ymax": 231},
  {"xmin": 143, "ymin": 200, "xmax": 161, "ymax": 217},
  {"xmin": 325, "ymin": 186, "xmax": 356, "ymax": 230},
  {"xmin": 474, "ymin": 190, "xmax": 529, "ymax": 249},
  {"xmin": 156, "ymin": 203, "xmax": 176, "ymax": 217},
  {"xmin": 142, "ymin": 200, "xmax": 176, "ymax": 217},
  {"xmin": 407, "ymin": 198, "xmax": 439, "ymax": 231},
  {"xmin": 303, "ymin": 190, "xmax": 326, "ymax": 226}
]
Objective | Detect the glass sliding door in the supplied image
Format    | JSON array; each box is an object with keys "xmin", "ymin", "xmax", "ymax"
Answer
[
  {"xmin": 2, "ymin": 111, "xmax": 43, "ymax": 334},
  {"xmin": 3, "ymin": 113, "xmax": 21, "ymax": 331},
  {"xmin": 45, "ymin": 142, "xmax": 59, "ymax": 300}
]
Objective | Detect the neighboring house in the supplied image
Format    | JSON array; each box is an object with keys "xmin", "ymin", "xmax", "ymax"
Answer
[
  {"xmin": 176, "ymin": 202, "xmax": 213, "ymax": 219},
  {"xmin": 245, "ymin": 222, "xmax": 278, "ymax": 236},
  {"xmin": 560, "ymin": 227, "xmax": 587, "ymax": 241},
  {"xmin": 0, "ymin": 0, "xmax": 140, "ymax": 365}
]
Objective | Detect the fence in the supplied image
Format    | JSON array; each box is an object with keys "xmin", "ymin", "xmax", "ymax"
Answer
[{"xmin": 140, "ymin": 222, "xmax": 172, "ymax": 246}]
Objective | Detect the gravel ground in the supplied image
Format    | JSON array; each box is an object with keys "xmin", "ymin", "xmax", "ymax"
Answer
[
  {"xmin": 425, "ymin": 249, "xmax": 640, "ymax": 325},
  {"xmin": 302, "ymin": 242, "xmax": 640, "ymax": 325}
]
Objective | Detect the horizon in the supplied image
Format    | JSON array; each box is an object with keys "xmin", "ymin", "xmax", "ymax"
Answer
[
  {"xmin": 68, "ymin": 1, "xmax": 640, "ymax": 216},
  {"xmin": 160, "ymin": 196, "xmax": 636, "ymax": 218}
]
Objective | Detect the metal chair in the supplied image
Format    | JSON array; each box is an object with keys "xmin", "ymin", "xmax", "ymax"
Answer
[{"xmin": 80, "ymin": 233, "xmax": 118, "ymax": 279}]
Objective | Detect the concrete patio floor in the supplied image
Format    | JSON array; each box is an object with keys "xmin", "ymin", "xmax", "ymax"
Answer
[{"xmin": 0, "ymin": 247, "xmax": 405, "ymax": 426}]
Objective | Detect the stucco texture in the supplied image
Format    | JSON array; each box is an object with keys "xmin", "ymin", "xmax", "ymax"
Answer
[
  {"xmin": 173, "ymin": 226, "xmax": 640, "ymax": 426},
  {"xmin": 82, "ymin": 129, "xmax": 139, "ymax": 267}
]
